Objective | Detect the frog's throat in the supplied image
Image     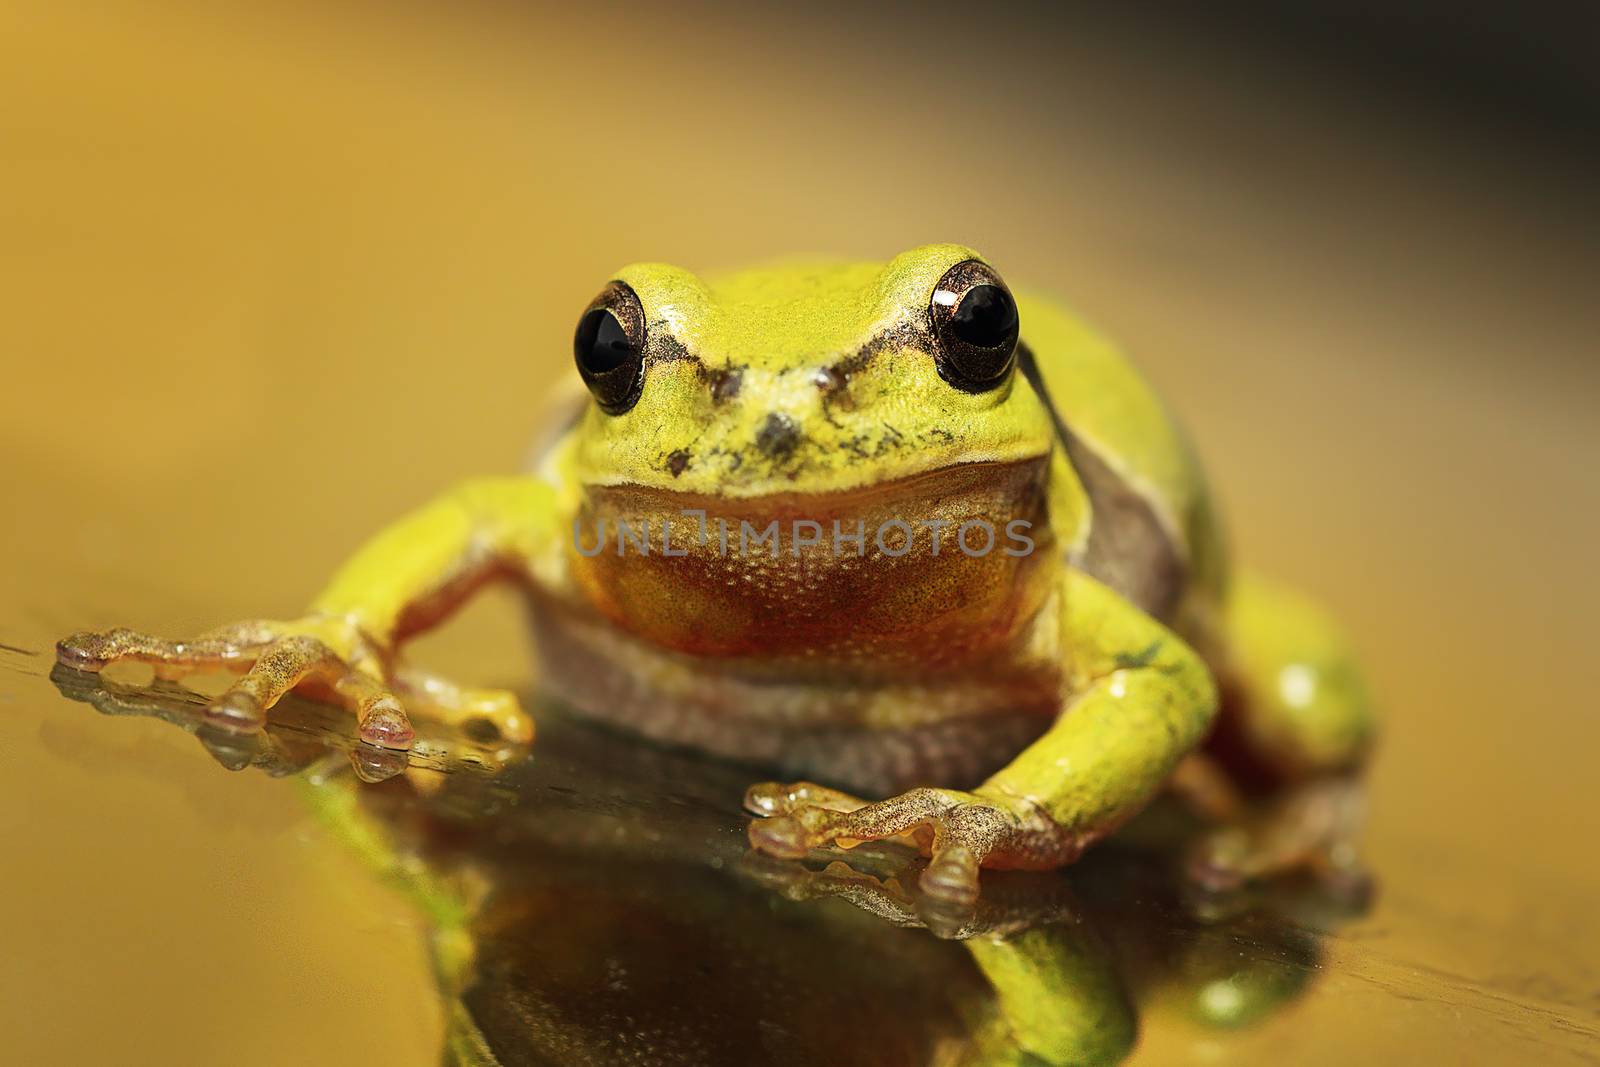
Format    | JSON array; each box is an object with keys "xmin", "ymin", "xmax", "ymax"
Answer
[{"xmin": 564, "ymin": 456, "xmax": 1060, "ymax": 663}]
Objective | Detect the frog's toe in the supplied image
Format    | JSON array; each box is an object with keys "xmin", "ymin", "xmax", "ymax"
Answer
[
  {"xmin": 745, "ymin": 793, "xmax": 898, "ymax": 858},
  {"xmin": 1313, "ymin": 849, "xmax": 1376, "ymax": 905},
  {"xmin": 743, "ymin": 781, "xmax": 798, "ymax": 817},
  {"xmin": 738, "ymin": 850, "xmax": 821, "ymax": 896},
  {"xmin": 56, "ymin": 624, "xmax": 269, "ymax": 674},
  {"xmin": 474, "ymin": 691, "xmax": 534, "ymax": 746},
  {"xmin": 744, "ymin": 780, "xmax": 876, "ymax": 856},
  {"xmin": 392, "ymin": 667, "xmax": 532, "ymax": 746},
  {"xmin": 193, "ymin": 722, "xmax": 269, "ymax": 771},
  {"xmin": 747, "ymin": 786, "xmax": 995, "ymax": 860},
  {"xmin": 745, "ymin": 813, "xmax": 815, "ymax": 859},
  {"xmin": 198, "ymin": 633, "xmax": 416, "ymax": 751},
  {"xmin": 348, "ymin": 744, "xmax": 410, "ymax": 783},
  {"xmin": 357, "ymin": 700, "xmax": 415, "ymax": 749},
  {"xmin": 56, "ymin": 631, "xmax": 115, "ymax": 671},
  {"xmin": 920, "ymin": 844, "xmax": 982, "ymax": 909},
  {"xmin": 204, "ymin": 689, "xmax": 266, "ymax": 733},
  {"xmin": 742, "ymin": 779, "xmax": 869, "ymax": 817}
]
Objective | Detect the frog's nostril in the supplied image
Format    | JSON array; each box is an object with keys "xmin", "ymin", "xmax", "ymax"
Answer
[{"xmin": 755, "ymin": 412, "xmax": 801, "ymax": 458}]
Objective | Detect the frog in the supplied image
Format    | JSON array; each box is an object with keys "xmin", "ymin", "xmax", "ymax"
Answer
[{"xmin": 56, "ymin": 243, "xmax": 1375, "ymax": 906}]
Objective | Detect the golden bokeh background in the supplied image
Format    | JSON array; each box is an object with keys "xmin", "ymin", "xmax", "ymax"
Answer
[{"xmin": 2, "ymin": 3, "xmax": 1596, "ymax": 1063}]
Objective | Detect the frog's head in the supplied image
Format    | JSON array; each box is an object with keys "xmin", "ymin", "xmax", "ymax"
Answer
[
  {"xmin": 564, "ymin": 243, "xmax": 1055, "ymax": 497},
  {"xmin": 557, "ymin": 245, "xmax": 1065, "ymax": 659}
]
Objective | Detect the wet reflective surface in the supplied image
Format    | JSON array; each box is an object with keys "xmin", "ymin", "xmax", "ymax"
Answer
[
  {"xmin": 12, "ymin": 640, "xmax": 1600, "ymax": 1064},
  {"xmin": 21, "ymin": 643, "xmax": 1600, "ymax": 1065}
]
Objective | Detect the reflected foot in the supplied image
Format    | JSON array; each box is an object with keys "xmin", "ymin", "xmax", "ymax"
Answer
[
  {"xmin": 50, "ymin": 654, "xmax": 528, "ymax": 785},
  {"xmin": 741, "ymin": 851, "xmax": 1081, "ymax": 940},
  {"xmin": 743, "ymin": 853, "xmax": 925, "ymax": 927},
  {"xmin": 745, "ymin": 780, "xmax": 1079, "ymax": 909}
]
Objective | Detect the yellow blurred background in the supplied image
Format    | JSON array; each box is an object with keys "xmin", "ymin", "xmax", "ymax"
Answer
[{"xmin": 2, "ymin": 2, "xmax": 1597, "ymax": 1064}]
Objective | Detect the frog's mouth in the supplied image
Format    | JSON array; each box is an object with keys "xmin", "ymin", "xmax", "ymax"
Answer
[{"xmin": 578, "ymin": 455, "xmax": 1052, "ymax": 549}]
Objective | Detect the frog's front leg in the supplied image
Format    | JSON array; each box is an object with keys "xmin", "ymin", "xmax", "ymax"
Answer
[
  {"xmin": 57, "ymin": 476, "xmax": 559, "ymax": 748},
  {"xmin": 748, "ymin": 570, "xmax": 1218, "ymax": 905}
]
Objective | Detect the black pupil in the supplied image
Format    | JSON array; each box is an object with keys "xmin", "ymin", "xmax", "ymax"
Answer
[
  {"xmin": 575, "ymin": 308, "xmax": 636, "ymax": 374},
  {"xmin": 951, "ymin": 284, "xmax": 1017, "ymax": 349}
]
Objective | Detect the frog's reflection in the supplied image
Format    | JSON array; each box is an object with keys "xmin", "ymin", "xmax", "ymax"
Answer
[{"xmin": 52, "ymin": 665, "xmax": 1369, "ymax": 1067}]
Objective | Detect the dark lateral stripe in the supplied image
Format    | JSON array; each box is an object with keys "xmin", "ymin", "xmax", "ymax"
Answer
[
  {"xmin": 1016, "ymin": 342, "xmax": 1186, "ymax": 620},
  {"xmin": 1016, "ymin": 342, "xmax": 1074, "ymax": 458}
]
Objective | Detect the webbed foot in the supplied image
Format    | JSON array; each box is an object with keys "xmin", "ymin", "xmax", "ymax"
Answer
[{"xmin": 1185, "ymin": 776, "xmax": 1371, "ymax": 903}]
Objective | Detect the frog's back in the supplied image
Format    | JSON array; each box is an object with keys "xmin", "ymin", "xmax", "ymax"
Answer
[{"xmin": 1016, "ymin": 293, "xmax": 1229, "ymax": 641}]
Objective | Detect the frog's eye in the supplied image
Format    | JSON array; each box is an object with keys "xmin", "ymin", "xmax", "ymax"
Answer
[
  {"xmin": 574, "ymin": 281, "xmax": 646, "ymax": 414},
  {"xmin": 929, "ymin": 260, "xmax": 1019, "ymax": 392}
]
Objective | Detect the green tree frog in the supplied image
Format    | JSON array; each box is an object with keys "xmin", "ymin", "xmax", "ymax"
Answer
[{"xmin": 58, "ymin": 244, "xmax": 1374, "ymax": 905}]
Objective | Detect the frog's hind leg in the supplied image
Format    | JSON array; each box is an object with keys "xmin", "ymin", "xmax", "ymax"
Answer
[
  {"xmin": 1186, "ymin": 573, "xmax": 1377, "ymax": 893},
  {"xmin": 1212, "ymin": 572, "xmax": 1375, "ymax": 784}
]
